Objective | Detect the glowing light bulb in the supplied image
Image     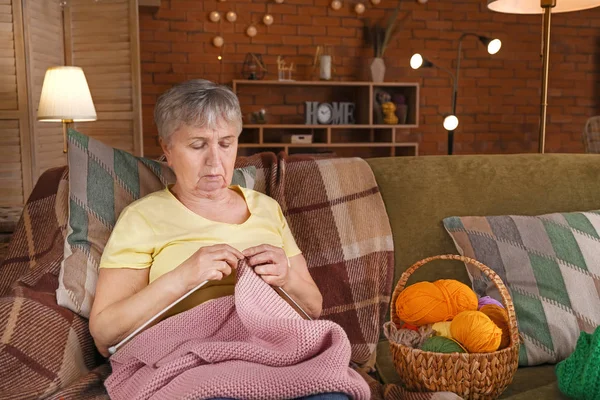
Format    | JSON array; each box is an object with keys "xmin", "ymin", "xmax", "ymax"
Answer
[
  {"xmin": 410, "ymin": 53, "xmax": 423, "ymax": 69},
  {"xmin": 487, "ymin": 38, "xmax": 502, "ymax": 55},
  {"xmin": 443, "ymin": 115, "xmax": 459, "ymax": 131}
]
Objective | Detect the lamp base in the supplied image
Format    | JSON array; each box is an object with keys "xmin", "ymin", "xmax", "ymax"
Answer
[{"xmin": 62, "ymin": 119, "xmax": 73, "ymax": 153}]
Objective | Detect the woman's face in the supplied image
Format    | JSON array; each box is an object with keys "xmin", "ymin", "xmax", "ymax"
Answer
[{"xmin": 161, "ymin": 123, "xmax": 239, "ymax": 196}]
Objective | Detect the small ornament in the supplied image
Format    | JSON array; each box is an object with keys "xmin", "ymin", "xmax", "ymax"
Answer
[
  {"xmin": 212, "ymin": 36, "xmax": 224, "ymax": 47},
  {"xmin": 263, "ymin": 14, "xmax": 274, "ymax": 25},
  {"xmin": 382, "ymin": 102, "xmax": 398, "ymax": 125},
  {"xmin": 209, "ymin": 11, "xmax": 221, "ymax": 22},
  {"xmin": 226, "ymin": 11, "xmax": 237, "ymax": 22},
  {"xmin": 331, "ymin": 0, "xmax": 342, "ymax": 10},
  {"xmin": 277, "ymin": 55, "xmax": 295, "ymax": 81},
  {"xmin": 354, "ymin": 2, "xmax": 365, "ymax": 14},
  {"xmin": 371, "ymin": 0, "xmax": 381, "ymax": 4},
  {"xmin": 246, "ymin": 25, "xmax": 258, "ymax": 37},
  {"xmin": 242, "ymin": 53, "xmax": 267, "ymax": 80}
]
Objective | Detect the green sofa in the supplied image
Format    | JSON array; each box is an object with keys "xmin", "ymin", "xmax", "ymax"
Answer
[{"xmin": 366, "ymin": 153, "xmax": 600, "ymax": 399}]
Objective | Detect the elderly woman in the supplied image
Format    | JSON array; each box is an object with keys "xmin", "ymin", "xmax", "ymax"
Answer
[{"xmin": 89, "ymin": 80, "xmax": 324, "ymax": 368}]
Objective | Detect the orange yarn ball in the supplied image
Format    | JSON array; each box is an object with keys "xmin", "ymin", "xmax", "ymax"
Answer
[
  {"xmin": 395, "ymin": 279, "xmax": 478, "ymax": 326},
  {"xmin": 480, "ymin": 304, "xmax": 511, "ymax": 350},
  {"xmin": 450, "ymin": 311, "xmax": 502, "ymax": 353}
]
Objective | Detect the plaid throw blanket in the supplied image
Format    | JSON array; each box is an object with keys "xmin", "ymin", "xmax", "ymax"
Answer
[
  {"xmin": 0, "ymin": 153, "xmax": 459, "ymax": 400},
  {"xmin": 106, "ymin": 260, "xmax": 371, "ymax": 400}
]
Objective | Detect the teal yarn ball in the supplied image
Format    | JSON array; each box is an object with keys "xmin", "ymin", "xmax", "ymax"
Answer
[{"xmin": 421, "ymin": 336, "xmax": 466, "ymax": 354}]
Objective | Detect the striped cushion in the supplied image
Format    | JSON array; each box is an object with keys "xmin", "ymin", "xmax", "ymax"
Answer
[
  {"xmin": 57, "ymin": 129, "xmax": 256, "ymax": 318},
  {"xmin": 443, "ymin": 211, "xmax": 600, "ymax": 366}
]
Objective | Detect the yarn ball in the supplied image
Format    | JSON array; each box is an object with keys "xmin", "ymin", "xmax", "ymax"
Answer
[
  {"xmin": 478, "ymin": 296, "xmax": 504, "ymax": 310},
  {"xmin": 480, "ymin": 304, "xmax": 511, "ymax": 350},
  {"xmin": 383, "ymin": 321, "xmax": 433, "ymax": 349},
  {"xmin": 395, "ymin": 279, "xmax": 478, "ymax": 326},
  {"xmin": 451, "ymin": 310, "xmax": 502, "ymax": 353},
  {"xmin": 432, "ymin": 321, "xmax": 454, "ymax": 340},
  {"xmin": 556, "ymin": 327, "xmax": 600, "ymax": 400},
  {"xmin": 421, "ymin": 336, "xmax": 466, "ymax": 354}
]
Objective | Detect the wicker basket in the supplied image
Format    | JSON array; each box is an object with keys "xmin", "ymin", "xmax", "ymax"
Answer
[{"xmin": 389, "ymin": 254, "xmax": 520, "ymax": 400}]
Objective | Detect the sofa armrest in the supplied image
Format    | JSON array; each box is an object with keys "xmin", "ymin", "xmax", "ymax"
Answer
[{"xmin": 0, "ymin": 281, "xmax": 102, "ymax": 399}]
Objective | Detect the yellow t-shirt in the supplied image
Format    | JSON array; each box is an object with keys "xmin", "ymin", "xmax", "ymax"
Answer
[{"xmin": 99, "ymin": 185, "xmax": 302, "ymax": 316}]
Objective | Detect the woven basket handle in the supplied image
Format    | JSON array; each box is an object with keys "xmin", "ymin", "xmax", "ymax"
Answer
[{"xmin": 390, "ymin": 254, "xmax": 520, "ymax": 348}]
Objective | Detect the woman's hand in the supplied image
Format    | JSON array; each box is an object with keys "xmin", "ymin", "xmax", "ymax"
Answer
[
  {"xmin": 177, "ymin": 244, "xmax": 245, "ymax": 291},
  {"xmin": 243, "ymin": 244, "xmax": 289, "ymax": 287}
]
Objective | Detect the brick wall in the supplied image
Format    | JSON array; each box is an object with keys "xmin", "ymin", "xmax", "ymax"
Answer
[{"xmin": 140, "ymin": 0, "xmax": 600, "ymax": 157}]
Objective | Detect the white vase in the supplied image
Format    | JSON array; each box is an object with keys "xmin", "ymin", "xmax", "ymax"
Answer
[
  {"xmin": 369, "ymin": 57, "xmax": 386, "ymax": 83},
  {"xmin": 320, "ymin": 55, "xmax": 332, "ymax": 80}
]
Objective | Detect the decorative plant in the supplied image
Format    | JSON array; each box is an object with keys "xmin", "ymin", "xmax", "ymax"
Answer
[{"xmin": 363, "ymin": 1, "xmax": 409, "ymax": 58}]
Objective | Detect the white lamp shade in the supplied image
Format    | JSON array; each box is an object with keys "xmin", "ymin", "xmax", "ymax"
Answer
[
  {"xmin": 37, "ymin": 66, "xmax": 97, "ymax": 122},
  {"xmin": 488, "ymin": 0, "xmax": 600, "ymax": 14}
]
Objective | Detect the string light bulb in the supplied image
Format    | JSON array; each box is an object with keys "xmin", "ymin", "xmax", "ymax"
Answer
[
  {"xmin": 225, "ymin": 11, "xmax": 237, "ymax": 22},
  {"xmin": 209, "ymin": 11, "xmax": 221, "ymax": 22},
  {"xmin": 263, "ymin": 14, "xmax": 274, "ymax": 25},
  {"xmin": 246, "ymin": 25, "xmax": 258, "ymax": 37},
  {"xmin": 354, "ymin": 2, "xmax": 365, "ymax": 14},
  {"xmin": 331, "ymin": 0, "xmax": 342, "ymax": 10},
  {"xmin": 212, "ymin": 36, "xmax": 224, "ymax": 47}
]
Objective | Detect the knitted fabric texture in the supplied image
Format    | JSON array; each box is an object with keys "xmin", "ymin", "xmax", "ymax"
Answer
[
  {"xmin": 556, "ymin": 326, "xmax": 600, "ymax": 400},
  {"xmin": 105, "ymin": 260, "xmax": 371, "ymax": 400}
]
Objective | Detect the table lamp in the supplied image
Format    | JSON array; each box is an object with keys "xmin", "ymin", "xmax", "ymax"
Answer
[
  {"xmin": 37, "ymin": 66, "xmax": 97, "ymax": 153},
  {"xmin": 487, "ymin": 0, "xmax": 600, "ymax": 153}
]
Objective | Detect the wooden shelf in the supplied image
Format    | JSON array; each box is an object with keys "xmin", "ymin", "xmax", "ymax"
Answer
[
  {"xmin": 239, "ymin": 143, "xmax": 418, "ymax": 148},
  {"xmin": 232, "ymin": 80, "xmax": 420, "ymax": 159},
  {"xmin": 243, "ymin": 124, "xmax": 418, "ymax": 129},
  {"xmin": 233, "ymin": 80, "xmax": 419, "ymax": 88}
]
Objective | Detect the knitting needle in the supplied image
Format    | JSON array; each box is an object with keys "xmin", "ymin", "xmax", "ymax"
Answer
[
  {"xmin": 275, "ymin": 286, "xmax": 313, "ymax": 321},
  {"xmin": 107, "ymin": 278, "xmax": 314, "ymax": 355},
  {"xmin": 108, "ymin": 279, "xmax": 210, "ymax": 355}
]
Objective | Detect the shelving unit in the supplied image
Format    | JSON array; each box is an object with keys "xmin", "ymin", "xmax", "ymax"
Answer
[{"xmin": 232, "ymin": 80, "xmax": 420, "ymax": 158}]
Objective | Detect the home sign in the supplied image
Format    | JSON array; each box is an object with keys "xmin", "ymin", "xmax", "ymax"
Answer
[{"xmin": 305, "ymin": 101, "xmax": 355, "ymax": 125}]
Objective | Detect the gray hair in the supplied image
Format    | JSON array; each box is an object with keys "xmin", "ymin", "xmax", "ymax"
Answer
[{"xmin": 154, "ymin": 79, "xmax": 243, "ymax": 144}]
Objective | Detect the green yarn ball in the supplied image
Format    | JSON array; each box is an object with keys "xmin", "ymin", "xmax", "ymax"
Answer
[{"xmin": 421, "ymin": 336, "xmax": 466, "ymax": 354}]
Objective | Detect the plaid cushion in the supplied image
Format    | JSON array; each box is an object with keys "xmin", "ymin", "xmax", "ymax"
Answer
[
  {"xmin": 58, "ymin": 129, "xmax": 256, "ymax": 318},
  {"xmin": 443, "ymin": 211, "xmax": 600, "ymax": 366},
  {"xmin": 235, "ymin": 153, "xmax": 395, "ymax": 367}
]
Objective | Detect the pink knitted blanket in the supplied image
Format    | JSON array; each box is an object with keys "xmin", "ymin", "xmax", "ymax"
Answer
[{"xmin": 105, "ymin": 261, "xmax": 371, "ymax": 400}]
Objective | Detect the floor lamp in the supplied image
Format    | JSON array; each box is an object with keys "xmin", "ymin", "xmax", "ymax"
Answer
[
  {"xmin": 410, "ymin": 33, "xmax": 502, "ymax": 154},
  {"xmin": 487, "ymin": 0, "xmax": 600, "ymax": 154}
]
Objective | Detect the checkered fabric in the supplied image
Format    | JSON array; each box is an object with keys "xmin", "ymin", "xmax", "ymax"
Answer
[
  {"xmin": 58, "ymin": 129, "xmax": 255, "ymax": 319},
  {"xmin": 444, "ymin": 211, "xmax": 600, "ymax": 366},
  {"xmin": 0, "ymin": 153, "xmax": 458, "ymax": 400}
]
